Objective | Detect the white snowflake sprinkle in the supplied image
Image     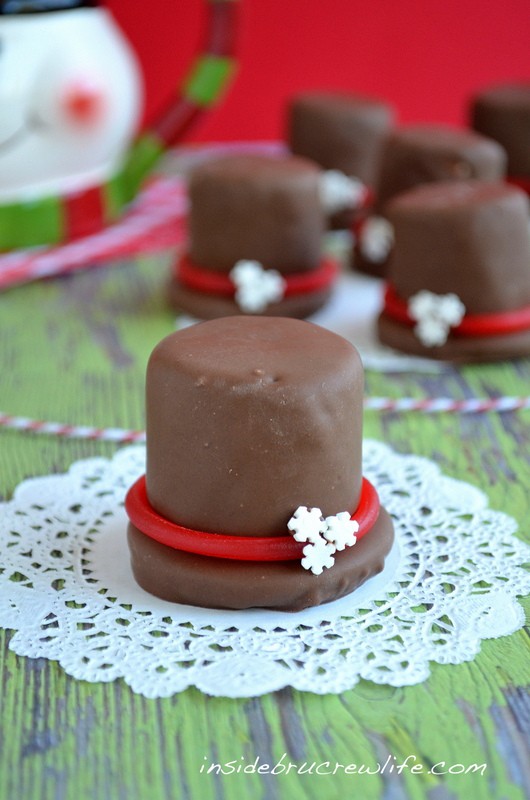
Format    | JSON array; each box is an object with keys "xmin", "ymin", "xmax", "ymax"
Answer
[
  {"xmin": 230, "ymin": 260, "xmax": 285, "ymax": 314},
  {"xmin": 415, "ymin": 318, "xmax": 449, "ymax": 347},
  {"xmin": 319, "ymin": 170, "xmax": 367, "ymax": 214},
  {"xmin": 288, "ymin": 506, "xmax": 359, "ymax": 575},
  {"xmin": 359, "ymin": 216, "xmax": 394, "ymax": 263},
  {"xmin": 301, "ymin": 539, "xmax": 336, "ymax": 575},
  {"xmin": 409, "ymin": 290, "xmax": 438, "ymax": 319},
  {"xmin": 287, "ymin": 506, "xmax": 324, "ymax": 544},
  {"xmin": 409, "ymin": 290, "xmax": 466, "ymax": 347},
  {"xmin": 323, "ymin": 512, "xmax": 359, "ymax": 551}
]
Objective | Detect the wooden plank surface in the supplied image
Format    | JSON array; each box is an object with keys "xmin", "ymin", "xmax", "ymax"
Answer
[{"xmin": 0, "ymin": 256, "xmax": 529, "ymax": 800}]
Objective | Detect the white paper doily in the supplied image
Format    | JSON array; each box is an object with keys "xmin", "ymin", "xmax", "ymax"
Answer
[{"xmin": 1, "ymin": 442, "xmax": 529, "ymax": 698}]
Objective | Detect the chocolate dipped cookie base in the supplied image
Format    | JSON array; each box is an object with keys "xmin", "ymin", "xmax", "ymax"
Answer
[
  {"xmin": 127, "ymin": 507, "xmax": 394, "ymax": 613},
  {"xmin": 329, "ymin": 208, "xmax": 357, "ymax": 232},
  {"xmin": 378, "ymin": 315, "xmax": 530, "ymax": 363},
  {"xmin": 168, "ymin": 278, "xmax": 333, "ymax": 321},
  {"xmin": 352, "ymin": 249, "xmax": 388, "ymax": 279}
]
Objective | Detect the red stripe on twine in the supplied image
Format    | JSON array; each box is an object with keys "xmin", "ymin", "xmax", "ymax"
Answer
[
  {"xmin": 383, "ymin": 284, "xmax": 530, "ymax": 338},
  {"xmin": 27, "ymin": 420, "xmax": 48, "ymax": 432},
  {"xmin": 175, "ymin": 254, "xmax": 339, "ymax": 298},
  {"xmin": 418, "ymin": 399, "xmax": 436, "ymax": 412},
  {"xmin": 2, "ymin": 398, "xmax": 530, "ymax": 445},
  {"xmin": 125, "ymin": 475, "xmax": 379, "ymax": 561},
  {"xmin": 57, "ymin": 426, "xmax": 76, "ymax": 436},
  {"xmin": 120, "ymin": 431, "xmax": 147, "ymax": 444}
]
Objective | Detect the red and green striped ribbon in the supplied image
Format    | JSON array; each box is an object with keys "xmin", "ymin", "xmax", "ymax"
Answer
[{"xmin": 0, "ymin": 134, "xmax": 164, "ymax": 250}]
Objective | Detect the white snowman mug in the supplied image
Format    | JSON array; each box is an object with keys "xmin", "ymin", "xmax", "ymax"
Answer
[{"xmin": 0, "ymin": 0, "xmax": 239, "ymax": 249}]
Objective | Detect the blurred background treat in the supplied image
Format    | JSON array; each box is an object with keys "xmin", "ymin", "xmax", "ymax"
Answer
[
  {"xmin": 286, "ymin": 92, "xmax": 395, "ymax": 230},
  {"xmin": 352, "ymin": 125, "xmax": 507, "ymax": 277},
  {"xmin": 2, "ymin": 0, "xmax": 530, "ymax": 281},
  {"xmin": 471, "ymin": 83, "xmax": 530, "ymax": 188},
  {"xmin": 170, "ymin": 154, "xmax": 337, "ymax": 320},
  {"xmin": 377, "ymin": 180, "xmax": 530, "ymax": 361}
]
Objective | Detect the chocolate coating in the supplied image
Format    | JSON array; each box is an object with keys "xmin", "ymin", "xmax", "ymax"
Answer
[
  {"xmin": 378, "ymin": 180, "xmax": 530, "ymax": 360},
  {"xmin": 127, "ymin": 507, "xmax": 394, "ymax": 612},
  {"xmin": 131, "ymin": 316, "xmax": 395, "ymax": 610},
  {"xmin": 288, "ymin": 92, "xmax": 395, "ymax": 185},
  {"xmin": 354, "ymin": 125, "xmax": 506, "ymax": 278},
  {"xmin": 146, "ymin": 317, "xmax": 364, "ymax": 535},
  {"xmin": 188, "ymin": 154, "xmax": 324, "ymax": 273},
  {"xmin": 471, "ymin": 84, "xmax": 530, "ymax": 177},
  {"xmin": 375, "ymin": 124, "xmax": 507, "ymax": 210},
  {"xmin": 378, "ymin": 314, "xmax": 530, "ymax": 363},
  {"xmin": 386, "ymin": 181, "xmax": 530, "ymax": 311},
  {"xmin": 171, "ymin": 154, "xmax": 331, "ymax": 319}
]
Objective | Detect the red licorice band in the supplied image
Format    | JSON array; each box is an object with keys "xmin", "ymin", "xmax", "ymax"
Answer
[
  {"xmin": 351, "ymin": 208, "xmax": 376, "ymax": 239},
  {"xmin": 125, "ymin": 475, "xmax": 380, "ymax": 561},
  {"xmin": 361, "ymin": 187, "xmax": 375, "ymax": 209},
  {"xmin": 383, "ymin": 283, "xmax": 530, "ymax": 338},
  {"xmin": 174, "ymin": 254, "xmax": 339, "ymax": 298},
  {"xmin": 507, "ymin": 176, "xmax": 530, "ymax": 195}
]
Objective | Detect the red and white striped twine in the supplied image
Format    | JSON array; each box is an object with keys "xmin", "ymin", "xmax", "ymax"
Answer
[
  {"xmin": 1, "ymin": 396, "xmax": 529, "ymax": 444},
  {"xmin": 364, "ymin": 396, "xmax": 530, "ymax": 413},
  {"xmin": 0, "ymin": 178, "xmax": 187, "ymax": 292},
  {"xmin": 0, "ymin": 415, "xmax": 146, "ymax": 443},
  {"xmin": 0, "ymin": 144, "xmax": 286, "ymax": 292}
]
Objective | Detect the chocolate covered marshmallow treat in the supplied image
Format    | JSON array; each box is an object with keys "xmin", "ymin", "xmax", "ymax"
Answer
[
  {"xmin": 126, "ymin": 316, "xmax": 394, "ymax": 611},
  {"xmin": 287, "ymin": 92, "xmax": 395, "ymax": 227},
  {"xmin": 170, "ymin": 155, "xmax": 337, "ymax": 320},
  {"xmin": 375, "ymin": 124, "xmax": 506, "ymax": 209},
  {"xmin": 355, "ymin": 124, "xmax": 507, "ymax": 277},
  {"xmin": 378, "ymin": 180, "xmax": 530, "ymax": 362},
  {"xmin": 471, "ymin": 83, "xmax": 530, "ymax": 182}
]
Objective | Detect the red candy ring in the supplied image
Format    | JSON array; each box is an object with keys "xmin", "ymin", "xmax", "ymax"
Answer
[
  {"xmin": 125, "ymin": 476, "xmax": 380, "ymax": 561},
  {"xmin": 507, "ymin": 176, "xmax": 530, "ymax": 195},
  {"xmin": 174, "ymin": 254, "xmax": 339, "ymax": 298},
  {"xmin": 383, "ymin": 283, "xmax": 530, "ymax": 338}
]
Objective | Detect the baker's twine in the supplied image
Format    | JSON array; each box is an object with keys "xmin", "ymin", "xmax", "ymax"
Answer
[{"xmin": 1, "ymin": 396, "xmax": 529, "ymax": 443}]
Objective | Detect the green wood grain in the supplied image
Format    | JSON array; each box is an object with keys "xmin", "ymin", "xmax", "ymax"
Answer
[{"xmin": 0, "ymin": 257, "xmax": 529, "ymax": 800}]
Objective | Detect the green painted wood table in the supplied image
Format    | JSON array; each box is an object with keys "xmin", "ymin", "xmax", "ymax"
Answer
[{"xmin": 1, "ymin": 253, "xmax": 529, "ymax": 800}]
